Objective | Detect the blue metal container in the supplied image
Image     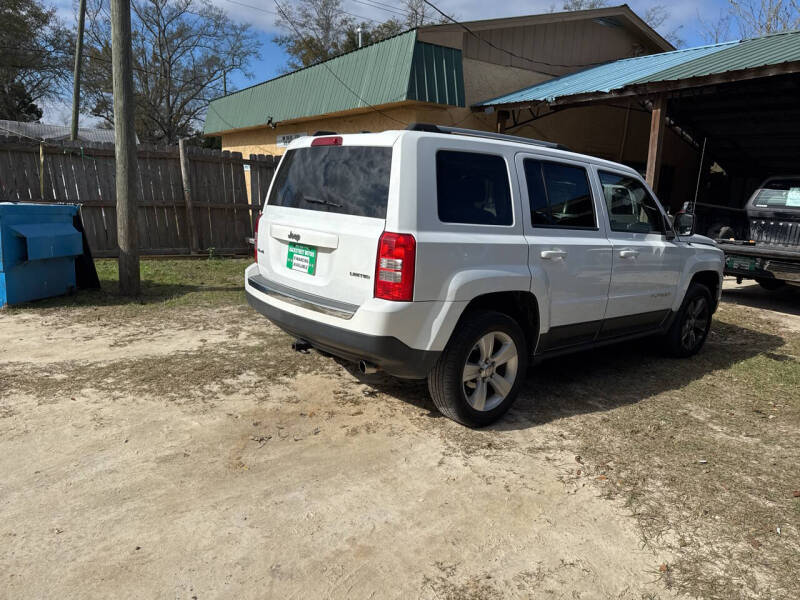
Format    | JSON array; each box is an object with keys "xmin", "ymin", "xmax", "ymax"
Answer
[{"xmin": 0, "ymin": 203, "xmax": 84, "ymax": 307}]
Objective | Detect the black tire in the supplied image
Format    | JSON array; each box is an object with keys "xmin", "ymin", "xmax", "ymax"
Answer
[
  {"xmin": 706, "ymin": 222, "xmax": 731, "ymax": 240},
  {"xmin": 664, "ymin": 283, "xmax": 713, "ymax": 358},
  {"xmin": 716, "ymin": 225, "xmax": 736, "ymax": 241},
  {"xmin": 756, "ymin": 277, "xmax": 786, "ymax": 291},
  {"xmin": 428, "ymin": 310, "xmax": 528, "ymax": 427}
]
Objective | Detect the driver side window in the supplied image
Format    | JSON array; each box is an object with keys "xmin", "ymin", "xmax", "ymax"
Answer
[{"xmin": 599, "ymin": 171, "xmax": 664, "ymax": 234}]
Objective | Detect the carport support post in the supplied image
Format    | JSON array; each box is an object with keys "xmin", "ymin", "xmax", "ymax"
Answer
[
  {"xmin": 111, "ymin": 0, "xmax": 140, "ymax": 295},
  {"xmin": 496, "ymin": 110, "xmax": 510, "ymax": 134},
  {"xmin": 645, "ymin": 94, "xmax": 666, "ymax": 193}
]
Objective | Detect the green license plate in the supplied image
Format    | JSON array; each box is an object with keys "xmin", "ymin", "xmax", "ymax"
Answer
[
  {"xmin": 286, "ymin": 242, "xmax": 317, "ymax": 275},
  {"xmin": 726, "ymin": 255, "xmax": 756, "ymax": 271}
]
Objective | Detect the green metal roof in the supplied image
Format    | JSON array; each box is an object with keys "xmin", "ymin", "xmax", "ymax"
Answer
[
  {"xmin": 634, "ymin": 30, "xmax": 800, "ymax": 83},
  {"xmin": 204, "ymin": 30, "xmax": 465, "ymax": 134},
  {"xmin": 478, "ymin": 30, "xmax": 800, "ymax": 108}
]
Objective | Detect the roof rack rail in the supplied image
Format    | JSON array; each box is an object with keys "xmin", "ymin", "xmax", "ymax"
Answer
[{"xmin": 405, "ymin": 123, "xmax": 570, "ymax": 151}]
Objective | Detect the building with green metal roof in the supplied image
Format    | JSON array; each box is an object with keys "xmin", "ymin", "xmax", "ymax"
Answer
[{"xmin": 204, "ymin": 5, "xmax": 671, "ymax": 156}]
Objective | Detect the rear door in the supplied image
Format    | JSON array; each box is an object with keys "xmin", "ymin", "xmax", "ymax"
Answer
[
  {"xmin": 516, "ymin": 153, "xmax": 612, "ymax": 351},
  {"xmin": 596, "ymin": 169, "xmax": 683, "ymax": 329},
  {"xmin": 256, "ymin": 137, "xmax": 394, "ymax": 307}
]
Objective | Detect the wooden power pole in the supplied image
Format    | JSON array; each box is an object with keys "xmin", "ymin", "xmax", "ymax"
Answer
[
  {"xmin": 110, "ymin": 0, "xmax": 140, "ymax": 295},
  {"xmin": 70, "ymin": 0, "xmax": 87, "ymax": 141}
]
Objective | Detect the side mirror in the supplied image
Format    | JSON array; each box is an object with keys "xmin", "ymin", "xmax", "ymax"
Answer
[{"xmin": 675, "ymin": 212, "xmax": 695, "ymax": 236}]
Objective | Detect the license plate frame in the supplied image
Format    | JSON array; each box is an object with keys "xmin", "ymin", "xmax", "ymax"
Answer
[
  {"xmin": 286, "ymin": 242, "xmax": 317, "ymax": 275},
  {"xmin": 726, "ymin": 254, "xmax": 756, "ymax": 271}
]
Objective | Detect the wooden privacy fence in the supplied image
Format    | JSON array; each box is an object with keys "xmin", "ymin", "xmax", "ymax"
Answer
[{"xmin": 0, "ymin": 135, "xmax": 278, "ymax": 257}]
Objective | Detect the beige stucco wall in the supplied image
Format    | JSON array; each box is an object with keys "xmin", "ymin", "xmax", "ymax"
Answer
[
  {"xmin": 462, "ymin": 58, "xmax": 550, "ymax": 105},
  {"xmin": 222, "ymin": 102, "xmax": 698, "ymax": 211},
  {"xmin": 221, "ymin": 103, "xmax": 498, "ymax": 159}
]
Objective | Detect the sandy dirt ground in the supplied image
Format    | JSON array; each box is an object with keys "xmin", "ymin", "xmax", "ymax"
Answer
[{"xmin": 1, "ymin": 277, "xmax": 798, "ymax": 599}]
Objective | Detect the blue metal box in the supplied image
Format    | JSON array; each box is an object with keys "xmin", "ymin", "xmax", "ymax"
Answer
[{"xmin": 0, "ymin": 203, "xmax": 84, "ymax": 307}]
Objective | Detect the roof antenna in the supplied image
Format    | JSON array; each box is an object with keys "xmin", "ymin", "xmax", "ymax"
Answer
[{"xmin": 357, "ymin": 26, "xmax": 363, "ymax": 48}]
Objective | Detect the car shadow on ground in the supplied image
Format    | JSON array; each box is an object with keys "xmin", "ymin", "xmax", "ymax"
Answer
[
  {"xmin": 345, "ymin": 319, "xmax": 786, "ymax": 430},
  {"xmin": 721, "ymin": 281, "xmax": 800, "ymax": 317}
]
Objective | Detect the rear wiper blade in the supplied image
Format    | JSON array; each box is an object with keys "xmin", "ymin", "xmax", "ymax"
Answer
[{"xmin": 303, "ymin": 195, "xmax": 342, "ymax": 208}]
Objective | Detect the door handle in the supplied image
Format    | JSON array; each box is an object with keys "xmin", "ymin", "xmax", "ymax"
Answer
[
  {"xmin": 540, "ymin": 249, "xmax": 567, "ymax": 260},
  {"xmin": 619, "ymin": 249, "xmax": 639, "ymax": 259}
]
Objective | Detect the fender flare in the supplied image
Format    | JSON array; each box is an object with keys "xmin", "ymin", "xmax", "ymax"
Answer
[{"xmin": 672, "ymin": 254, "xmax": 724, "ymax": 312}]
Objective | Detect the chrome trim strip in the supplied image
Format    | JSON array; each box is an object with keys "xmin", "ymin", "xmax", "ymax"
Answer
[{"xmin": 248, "ymin": 274, "xmax": 358, "ymax": 320}]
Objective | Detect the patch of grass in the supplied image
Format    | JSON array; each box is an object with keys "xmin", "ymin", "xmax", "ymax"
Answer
[
  {"xmin": 546, "ymin": 303, "xmax": 800, "ymax": 600},
  {"xmin": 8, "ymin": 257, "xmax": 251, "ymax": 314},
  {"xmin": 0, "ymin": 328, "xmax": 324, "ymax": 406}
]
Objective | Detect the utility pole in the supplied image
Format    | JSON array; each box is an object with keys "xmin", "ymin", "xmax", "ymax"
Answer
[
  {"xmin": 70, "ymin": 0, "xmax": 87, "ymax": 141},
  {"xmin": 111, "ymin": 0, "xmax": 140, "ymax": 295}
]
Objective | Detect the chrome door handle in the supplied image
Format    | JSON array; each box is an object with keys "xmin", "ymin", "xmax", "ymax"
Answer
[
  {"xmin": 619, "ymin": 249, "xmax": 639, "ymax": 259},
  {"xmin": 540, "ymin": 249, "xmax": 567, "ymax": 260}
]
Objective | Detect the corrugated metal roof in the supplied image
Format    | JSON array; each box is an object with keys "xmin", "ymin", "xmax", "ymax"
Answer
[
  {"xmin": 204, "ymin": 31, "xmax": 465, "ymax": 134},
  {"xmin": 0, "ymin": 120, "xmax": 125, "ymax": 143},
  {"xmin": 634, "ymin": 30, "xmax": 800, "ymax": 83},
  {"xmin": 477, "ymin": 41, "xmax": 737, "ymax": 106},
  {"xmin": 407, "ymin": 41, "xmax": 465, "ymax": 107},
  {"xmin": 478, "ymin": 30, "xmax": 800, "ymax": 107}
]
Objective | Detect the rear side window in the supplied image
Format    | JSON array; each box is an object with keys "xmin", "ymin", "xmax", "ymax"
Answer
[
  {"xmin": 436, "ymin": 151, "xmax": 512, "ymax": 226},
  {"xmin": 524, "ymin": 160, "xmax": 596, "ymax": 228},
  {"xmin": 753, "ymin": 179, "xmax": 800, "ymax": 208},
  {"xmin": 598, "ymin": 171, "xmax": 665, "ymax": 233},
  {"xmin": 267, "ymin": 146, "xmax": 392, "ymax": 218}
]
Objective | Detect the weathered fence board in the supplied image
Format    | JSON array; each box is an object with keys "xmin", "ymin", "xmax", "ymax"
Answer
[{"xmin": 0, "ymin": 135, "xmax": 277, "ymax": 257}]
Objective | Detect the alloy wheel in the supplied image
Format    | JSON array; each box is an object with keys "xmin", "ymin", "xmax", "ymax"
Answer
[
  {"xmin": 681, "ymin": 296, "xmax": 709, "ymax": 351},
  {"xmin": 462, "ymin": 331, "xmax": 519, "ymax": 411}
]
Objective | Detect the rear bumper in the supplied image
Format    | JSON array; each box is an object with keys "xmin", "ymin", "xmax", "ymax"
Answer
[
  {"xmin": 718, "ymin": 242, "xmax": 800, "ymax": 282},
  {"xmin": 246, "ymin": 287, "xmax": 440, "ymax": 379}
]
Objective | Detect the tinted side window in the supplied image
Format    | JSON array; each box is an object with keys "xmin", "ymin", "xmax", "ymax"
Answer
[
  {"xmin": 436, "ymin": 151, "xmax": 512, "ymax": 226},
  {"xmin": 524, "ymin": 159, "xmax": 596, "ymax": 228},
  {"xmin": 599, "ymin": 171, "xmax": 664, "ymax": 234}
]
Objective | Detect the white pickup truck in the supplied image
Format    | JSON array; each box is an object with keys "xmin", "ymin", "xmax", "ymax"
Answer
[{"xmin": 245, "ymin": 125, "xmax": 724, "ymax": 426}]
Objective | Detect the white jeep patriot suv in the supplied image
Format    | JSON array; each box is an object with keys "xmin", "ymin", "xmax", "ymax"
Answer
[{"xmin": 245, "ymin": 125, "xmax": 724, "ymax": 427}]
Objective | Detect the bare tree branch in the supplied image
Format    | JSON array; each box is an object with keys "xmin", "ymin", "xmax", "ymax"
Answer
[{"xmin": 83, "ymin": 0, "xmax": 260, "ymax": 143}]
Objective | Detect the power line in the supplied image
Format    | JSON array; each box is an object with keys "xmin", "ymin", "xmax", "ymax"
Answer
[
  {"xmin": 349, "ymin": 0, "xmax": 412, "ymax": 19},
  {"xmin": 271, "ymin": 0, "xmax": 408, "ymax": 126},
  {"xmin": 420, "ymin": 0, "xmax": 608, "ymax": 75},
  {"xmin": 235, "ymin": 0, "xmax": 384, "ymax": 24}
]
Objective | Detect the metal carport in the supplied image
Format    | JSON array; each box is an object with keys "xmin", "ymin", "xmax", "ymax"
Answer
[{"xmin": 473, "ymin": 31, "xmax": 800, "ymax": 231}]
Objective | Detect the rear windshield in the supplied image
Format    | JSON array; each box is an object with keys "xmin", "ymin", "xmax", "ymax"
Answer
[
  {"xmin": 266, "ymin": 146, "xmax": 392, "ymax": 218},
  {"xmin": 753, "ymin": 179, "xmax": 800, "ymax": 209}
]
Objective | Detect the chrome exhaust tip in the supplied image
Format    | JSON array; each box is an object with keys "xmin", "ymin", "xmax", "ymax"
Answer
[{"xmin": 358, "ymin": 360, "xmax": 379, "ymax": 375}]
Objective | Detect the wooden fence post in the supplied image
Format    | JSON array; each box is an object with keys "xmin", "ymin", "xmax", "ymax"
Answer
[
  {"xmin": 178, "ymin": 138, "xmax": 199, "ymax": 254},
  {"xmin": 39, "ymin": 142, "xmax": 45, "ymax": 200}
]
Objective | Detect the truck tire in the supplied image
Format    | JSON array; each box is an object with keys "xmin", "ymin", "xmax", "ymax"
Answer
[
  {"xmin": 663, "ymin": 282, "xmax": 713, "ymax": 358},
  {"xmin": 716, "ymin": 225, "xmax": 736, "ymax": 241},
  {"xmin": 756, "ymin": 278, "xmax": 786, "ymax": 291},
  {"xmin": 428, "ymin": 310, "xmax": 528, "ymax": 427},
  {"xmin": 707, "ymin": 222, "xmax": 735, "ymax": 241}
]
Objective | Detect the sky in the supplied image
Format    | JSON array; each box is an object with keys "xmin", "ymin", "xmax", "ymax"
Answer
[{"xmin": 43, "ymin": 0, "xmax": 736, "ymax": 124}]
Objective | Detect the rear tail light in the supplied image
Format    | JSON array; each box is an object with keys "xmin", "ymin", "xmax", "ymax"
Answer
[
  {"xmin": 311, "ymin": 136, "xmax": 343, "ymax": 146},
  {"xmin": 375, "ymin": 232, "xmax": 416, "ymax": 301},
  {"xmin": 253, "ymin": 214, "xmax": 260, "ymax": 262}
]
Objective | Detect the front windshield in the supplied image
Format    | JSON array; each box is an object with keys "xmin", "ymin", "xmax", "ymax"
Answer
[{"xmin": 753, "ymin": 179, "xmax": 800, "ymax": 209}]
